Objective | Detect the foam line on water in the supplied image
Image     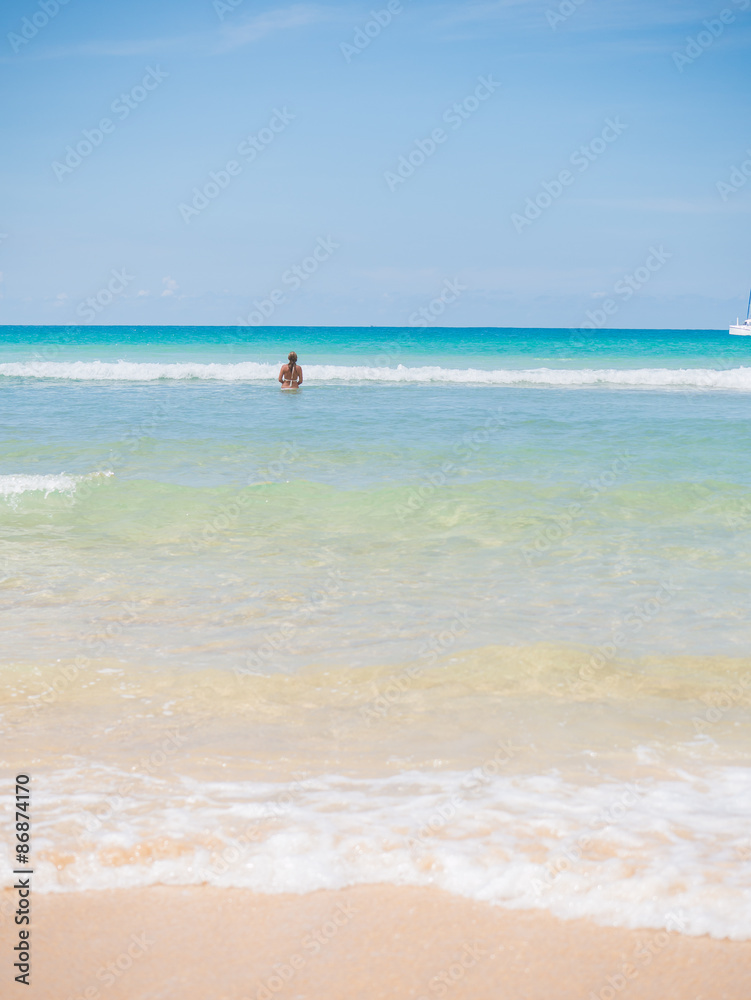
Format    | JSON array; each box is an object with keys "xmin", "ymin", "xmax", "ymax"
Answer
[
  {"xmin": 1, "ymin": 360, "xmax": 751, "ymax": 389},
  {"xmin": 7, "ymin": 766, "xmax": 750, "ymax": 939},
  {"xmin": 0, "ymin": 471, "xmax": 113, "ymax": 497}
]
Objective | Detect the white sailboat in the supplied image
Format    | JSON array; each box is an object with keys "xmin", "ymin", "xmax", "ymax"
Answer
[{"xmin": 729, "ymin": 287, "xmax": 751, "ymax": 335}]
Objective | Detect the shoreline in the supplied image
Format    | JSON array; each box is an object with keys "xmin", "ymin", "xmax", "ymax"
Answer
[{"xmin": 5, "ymin": 884, "xmax": 749, "ymax": 1000}]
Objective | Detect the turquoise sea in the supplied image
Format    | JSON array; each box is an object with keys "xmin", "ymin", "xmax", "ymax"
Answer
[{"xmin": 1, "ymin": 326, "xmax": 750, "ymax": 938}]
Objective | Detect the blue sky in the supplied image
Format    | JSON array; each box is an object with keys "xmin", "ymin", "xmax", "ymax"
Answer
[{"xmin": 1, "ymin": 0, "xmax": 750, "ymax": 328}]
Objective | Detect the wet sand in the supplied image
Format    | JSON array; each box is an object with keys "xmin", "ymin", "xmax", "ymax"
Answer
[{"xmin": 4, "ymin": 884, "xmax": 749, "ymax": 1000}]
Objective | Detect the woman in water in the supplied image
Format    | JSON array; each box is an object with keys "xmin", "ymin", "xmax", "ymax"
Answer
[{"xmin": 278, "ymin": 351, "xmax": 303, "ymax": 389}]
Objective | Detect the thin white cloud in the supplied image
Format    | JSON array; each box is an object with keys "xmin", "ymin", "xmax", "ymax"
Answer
[
  {"xmin": 572, "ymin": 197, "xmax": 751, "ymax": 214},
  {"xmin": 63, "ymin": 37, "xmax": 190, "ymax": 57},
  {"xmin": 0, "ymin": 3, "xmax": 337, "ymax": 62},
  {"xmin": 0, "ymin": 32, "xmax": 197, "ymax": 62},
  {"xmin": 435, "ymin": 0, "xmax": 737, "ymax": 35},
  {"xmin": 6, "ymin": 0, "xmax": 744, "ymax": 63},
  {"xmin": 430, "ymin": 0, "xmax": 542, "ymax": 37},
  {"xmin": 214, "ymin": 4, "xmax": 337, "ymax": 53},
  {"xmin": 438, "ymin": 0, "xmax": 541, "ymax": 24},
  {"xmin": 447, "ymin": 0, "xmax": 530, "ymax": 15}
]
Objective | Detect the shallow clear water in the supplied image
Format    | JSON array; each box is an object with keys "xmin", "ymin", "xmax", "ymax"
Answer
[{"xmin": 1, "ymin": 326, "xmax": 750, "ymax": 938}]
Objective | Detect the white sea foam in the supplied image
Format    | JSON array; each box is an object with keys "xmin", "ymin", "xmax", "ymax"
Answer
[
  {"xmin": 0, "ymin": 471, "xmax": 112, "ymax": 498},
  {"xmin": 1, "ymin": 359, "xmax": 751, "ymax": 389},
  {"xmin": 5, "ymin": 766, "xmax": 750, "ymax": 938}
]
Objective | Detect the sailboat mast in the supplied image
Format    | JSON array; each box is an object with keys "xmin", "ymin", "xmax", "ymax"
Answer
[{"xmin": 746, "ymin": 286, "xmax": 751, "ymax": 321}]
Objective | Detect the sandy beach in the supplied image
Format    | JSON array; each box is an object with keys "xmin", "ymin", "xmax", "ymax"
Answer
[{"xmin": 4, "ymin": 885, "xmax": 748, "ymax": 1000}]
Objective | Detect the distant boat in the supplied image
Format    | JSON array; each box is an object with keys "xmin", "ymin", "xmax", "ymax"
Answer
[{"xmin": 729, "ymin": 287, "xmax": 751, "ymax": 335}]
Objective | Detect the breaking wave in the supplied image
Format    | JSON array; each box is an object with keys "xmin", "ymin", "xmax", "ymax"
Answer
[
  {"xmin": 4, "ymin": 765, "xmax": 750, "ymax": 939},
  {"xmin": 0, "ymin": 471, "xmax": 113, "ymax": 498},
  {"xmin": 1, "ymin": 359, "xmax": 751, "ymax": 389}
]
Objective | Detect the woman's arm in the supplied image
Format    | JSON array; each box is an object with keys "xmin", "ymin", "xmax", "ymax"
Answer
[
  {"xmin": 278, "ymin": 366, "xmax": 286, "ymax": 384},
  {"xmin": 297, "ymin": 366, "xmax": 303, "ymax": 386}
]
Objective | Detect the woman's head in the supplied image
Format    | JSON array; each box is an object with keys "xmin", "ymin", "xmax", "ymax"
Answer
[{"xmin": 288, "ymin": 351, "xmax": 298, "ymax": 365}]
